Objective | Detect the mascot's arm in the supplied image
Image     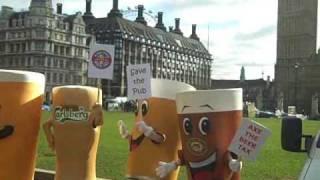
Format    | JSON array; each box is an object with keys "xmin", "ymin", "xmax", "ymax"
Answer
[
  {"xmin": 118, "ymin": 120, "xmax": 130, "ymax": 140},
  {"xmin": 156, "ymin": 150, "xmax": 184, "ymax": 178},
  {"xmin": 136, "ymin": 120, "xmax": 165, "ymax": 144}
]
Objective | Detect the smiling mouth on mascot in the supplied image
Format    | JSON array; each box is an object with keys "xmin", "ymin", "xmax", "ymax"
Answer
[
  {"xmin": 185, "ymin": 138, "xmax": 217, "ymax": 180},
  {"xmin": 130, "ymin": 133, "xmax": 145, "ymax": 151}
]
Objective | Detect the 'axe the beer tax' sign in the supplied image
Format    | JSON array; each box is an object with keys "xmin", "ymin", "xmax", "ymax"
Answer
[
  {"xmin": 228, "ymin": 118, "xmax": 271, "ymax": 161},
  {"xmin": 126, "ymin": 63, "xmax": 151, "ymax": 100}
]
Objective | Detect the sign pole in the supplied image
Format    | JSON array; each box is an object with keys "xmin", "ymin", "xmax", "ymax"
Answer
[{"xmin": 97, "ymin": 78, "xmax": 101, "ymax": 103}]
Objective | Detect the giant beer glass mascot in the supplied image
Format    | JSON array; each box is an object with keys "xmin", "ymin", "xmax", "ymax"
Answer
[
  {"xmin": 156, "ymin": 89, "xmax": 243, "ymax": 180},
  {"xmin": 118, "ymin": 79, "xmax": 195, "ymax": 180},
  {"xmin": 43, "ymin": 85, "xmax": 103, "ymax": 180},
  {"xmin": 0, "ymin": 70, "xmax": 45, "ymax": 180}
]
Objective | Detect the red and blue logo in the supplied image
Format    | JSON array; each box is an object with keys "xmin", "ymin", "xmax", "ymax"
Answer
[{"xmin": 91, "ymin": 50, "xmax": 112, "ymax": 69}]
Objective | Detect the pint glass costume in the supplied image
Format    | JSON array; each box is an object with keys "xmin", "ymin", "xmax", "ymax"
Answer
[
  {"xmin": 0, "ymin": 70, "xmax": 45, "ymax": 180},
  {"xmin": 43, "ymin": 85, "xmax": 103, "ymax": 180},
  {"xmin": 157, "ymin": 89, "xmax": 243, "ymax": 180},
  {"xmin": 119, "ymin": 79, "xmax": 195, "ymax": 180}
]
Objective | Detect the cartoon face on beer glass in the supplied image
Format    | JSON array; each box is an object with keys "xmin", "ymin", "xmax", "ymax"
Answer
[
  {"xmin": 43, "ymin": 85, "xmax": 103, "ymax": 180},
  {"xmin": 0, "ymin": 70, "xmax": 45, "ymax": 180},
  {"xmin": 120, "ymin": 79, "xmax": 195, "ymax": 180},
  {"xmin": 176, "ymin": 89, "xmax": 243, "ymax": 180}
]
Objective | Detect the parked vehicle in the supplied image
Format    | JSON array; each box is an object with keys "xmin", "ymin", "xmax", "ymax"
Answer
[
  {"xmin": 256, "ymin": 110, "xmax": 277, "ymax": 118},
  {"xmin": 281, "ymin": 117, "xmax": 320, "ymax": 180}
]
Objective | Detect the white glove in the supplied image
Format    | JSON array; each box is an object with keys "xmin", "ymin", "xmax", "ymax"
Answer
[
  {"xmin": 156, "ymin": 161, "xmax": 177, "ymax": 178},
  {"xmin": 228, "ymin": 158, "xmax": 242, "ymax": 172},
  {"xmin": 118, "ymin": 120, "xmax": 129, "ymax": 139},
  {"xmin": 136, "ymin": 120, "xmax": 153, "ymax": 137}
]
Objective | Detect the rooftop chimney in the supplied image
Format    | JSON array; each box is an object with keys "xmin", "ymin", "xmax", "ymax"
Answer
[
  {"xmin": 108, "ymin": 0, "xmax": 123, "ymax": 18},
  {"xmin": 155, "ymin": 12, "xmax": 166, "ymax": 31},
  {"xmin": 135, "ymin": 5, "xmax": 147, "ymax": 25},
  {"xmin": 57, "ymin": 3, "xmax": 62, "ymax": 14},
  {"xmin": 190, "ymin": 24, "xmax": 200, "ymax": 41},
  {"xmin": 173, "ymin": 18, "xmax": 183, "ymax": 35},
  {"xmin": 169, "ymin": 26, "xmax": 173, "ymax": 32},
  {"xmin": 83, "ymin": 0, "xmax": 95, "ymax": 21}
]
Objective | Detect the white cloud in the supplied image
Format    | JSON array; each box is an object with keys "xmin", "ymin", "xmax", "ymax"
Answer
[{"xmin": 0, "ymin": 0, "xmax": 278, "ymax": 80}]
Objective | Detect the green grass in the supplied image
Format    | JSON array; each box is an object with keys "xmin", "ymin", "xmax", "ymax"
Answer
[{"xmin": 36, "ymin": 112, "xmax": 320, "ymax": 179}]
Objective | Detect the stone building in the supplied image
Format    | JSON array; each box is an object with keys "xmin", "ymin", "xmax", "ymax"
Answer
[
  {"xmin": 83, "ymin": 0, "xmax": 213, "ymax": 96},
  {"xmin": 275, "ymin": 0, "xmax": 320, "ymax": 116},
  {"xmin": 212, "ymin": 77, "xmax": 275, "ymax": 111},
  {"xmin": 0, "ymin": 0, "xmax": 90, "ymax": 102}
]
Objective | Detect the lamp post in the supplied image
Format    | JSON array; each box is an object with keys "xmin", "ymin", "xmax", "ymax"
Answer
[{"xmin": 294, "ymin": 62, "xmax": 300, "ymax": 109}]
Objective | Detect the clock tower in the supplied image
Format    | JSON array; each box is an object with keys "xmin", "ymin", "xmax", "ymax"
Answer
[{"xmin": 275, "ymin": 0, "xmax": 318, "ymax": 112}]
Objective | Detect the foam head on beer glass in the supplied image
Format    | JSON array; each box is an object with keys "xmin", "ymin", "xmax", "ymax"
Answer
[
  {"xmin": 0, "ymin": 70, "xmax": 45, "ymax": 180},
  {"xmin": 176, "ymin": 88, "xmax": 243, "ymax": 180},
  {"xmin": 126, "ymin": 79, "xmax": 195, "ymax": 179}
]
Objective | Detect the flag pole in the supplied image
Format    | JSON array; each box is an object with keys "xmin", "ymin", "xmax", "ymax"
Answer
[{"xmin": 97, "ymin": 78, "xmax": 101, "ymax": 103}]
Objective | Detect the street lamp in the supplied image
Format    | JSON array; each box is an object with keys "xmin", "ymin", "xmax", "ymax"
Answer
[{"xmin": 294, "ymin": 62, "xmax": 300, "ymax": 109}]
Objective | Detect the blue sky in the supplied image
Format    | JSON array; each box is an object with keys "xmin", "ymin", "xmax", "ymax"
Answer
[{"xmin": 0, "ymin": 0, "xmax": 279, "ymax": 80}]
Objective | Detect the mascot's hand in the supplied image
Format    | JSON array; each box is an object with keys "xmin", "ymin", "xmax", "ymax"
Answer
[
  {"xmin": 89, "ymin": 103, "xmax": 103, "ymax": 128},
  {"xmin": 118, "ymin": 120, "xmax": 129, "ymax": 139},
  {"xmin": 228, "ymin": 157, "xmax": 242, "ymax": 172},
  {"xmin": 156, "ymin": 161, "xmax": 177, "ymax": 178},
  {"xmin": 43, "ymin": 118, "xmax": 55, "ymax": 151},
  {"xmin": 136, "ymin": 120, "xmax": 153, "ymax": 137}
]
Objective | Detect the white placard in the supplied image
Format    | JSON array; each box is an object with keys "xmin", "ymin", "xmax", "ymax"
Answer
[
  {"xmin": 228, "ymin": 118, "xmax": 271, "ymax": 161},
  {"xmin": 88, "ymin": 43, "xmax": 115, "ymax": 80},
  {"xmin": 126, "ymin": 63, "xmax": 151, "ymax": 100}
]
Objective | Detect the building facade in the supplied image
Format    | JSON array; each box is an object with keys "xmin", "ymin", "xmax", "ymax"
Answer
[
  {"xmin": 0, "ymin": 0, "xmax": 90, "ymax": 102},
  {"xmin": 275, "ymin": 0, "xmax": 319, "ymax": 115},
  {"xmin": 83, "ymin": 0, "xmax": 213, "ymax": 97},
  {"xmin": 212, "ymin": 77, "xmax": 275, "ymax": 111}
]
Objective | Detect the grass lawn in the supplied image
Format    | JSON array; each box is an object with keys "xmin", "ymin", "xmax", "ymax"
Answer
[{"xmin": 36, "ymin": 111, "xmax": 320, "ymax": 179}]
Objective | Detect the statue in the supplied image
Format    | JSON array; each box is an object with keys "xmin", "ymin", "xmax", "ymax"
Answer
[{"xmin": 311, "ymin": 92, "xmax": 319, "ymax": 118}]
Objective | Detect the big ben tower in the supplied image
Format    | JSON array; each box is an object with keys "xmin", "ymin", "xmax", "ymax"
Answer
[{"xmin": 275, "ymin": 0, "xmax": 318, "ymax": 112}]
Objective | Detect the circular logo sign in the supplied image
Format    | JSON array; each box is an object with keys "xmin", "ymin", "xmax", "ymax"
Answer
[{"xmin": 92, "ymin": 50, "xmax": 112, "ymax": 69}]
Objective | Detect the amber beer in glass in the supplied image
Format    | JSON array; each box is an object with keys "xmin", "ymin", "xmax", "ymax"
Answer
[
  {"xmin": 0, "ymin": 70, "xmax": 45, "ymax": 180},
  {"xmin": 45, "ymin": 86, "xmax": 102, "ymax": 180},
  {"xmin": 176, "ymin": 89, "xmax": 243, "ymax": 180},
  {"xmin": 126, "ymin": 79, "xmax": 195, "ymax": 180}
]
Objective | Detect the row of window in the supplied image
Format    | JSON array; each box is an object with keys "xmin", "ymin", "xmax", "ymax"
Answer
[
  {"xmin": 46, "ymin": 72, "xmax": 83, "ymax": 84},
  {"xmin": 0, "ymin": 56, "xmax": 84, "ymax": 71}
]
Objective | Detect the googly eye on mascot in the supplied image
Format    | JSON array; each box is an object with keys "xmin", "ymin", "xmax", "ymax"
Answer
[
  {"xmin": 118, "ymin": 79, "xmax": 195, "ymax": 180},
  {"xmin": 156, "ymin": 89, "xmax": 243, "ymax": 180}
]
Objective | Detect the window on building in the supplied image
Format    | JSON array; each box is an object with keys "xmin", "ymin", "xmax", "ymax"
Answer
[
  {"xmin": 65, "ymin": 74, "xmax": 70, "ymax": 83},
  {"xmin": 54, "ymin": 59, "xmax": 58, "ymax": 67},
  {"xmin": 35, "ymin": 41, "xmax": 44, "ymax": 50},
  {"xmin": 46, "ymin": 73, "xmax": 51, "ymax": 83},
  {"xmin": 65, "ymin": 47, "xmax": 70, "ymax": 56},
  {"xmin": 59, "ymin": 59, "xmax": 64, "ymax": 68},
  {"xmin": 66, "ymin": 61, "xmax": 72, "ymax": 69},
  {"xmin": 60, "ymin": 46, "xmax": 65, "ymax": 55},
  {"xmin": 53, "ymin": 73, "xmax": 57, "ymax": 83},
  {"xmin": 59, "ymin": 73, "xmax": 63, "ymax": 83},
  {"xmin": 36, "ymin": 30, "xmax": 45, "ymax": 37},
  {"xmin": 74, "ymin": 75, "xmax": 82, "ymax": 84},
  {"xmin": 22, "ymin": 43, "xmax": 26, "ymax": 52},
  {"xmin": 47, "ymin": 58, "xmax": 51, "ymax": 67},
  {"xmin": 16, "ymin": 44, "xmax": 20, "ymax": 52},
  {"xmin": 54, "ymin": 45, "xmax": 58, "ymax": 54},
  {"xmin": 0, "ymin": 44, "xmax": 5, "ymax": 53}
]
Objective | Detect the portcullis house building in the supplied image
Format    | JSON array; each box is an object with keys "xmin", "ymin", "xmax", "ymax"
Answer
[{"xmin": 83, "ymin": 0, "xmax": 213, "ymax": 97}]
